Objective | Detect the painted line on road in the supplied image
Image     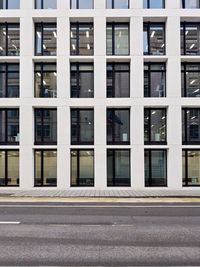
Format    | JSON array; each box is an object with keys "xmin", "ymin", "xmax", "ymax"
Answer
[
  {"xmin": 0, "ymin": 204, "xmax": 200, "ymax": 208},
  {"xmin": 0, "ymin": 221, "xmax": 20, "ymax": 224}
]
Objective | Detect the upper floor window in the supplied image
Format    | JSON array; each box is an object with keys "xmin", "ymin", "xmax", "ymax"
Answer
[
  {"xmin": 107, "ymin": 63, "xmax": 130, "ymax": 98},
  {"xmin": 0, "ymin": 150, "xmax": 19, "ymax": 187},
  {"xmin": 106, "ymin": 0, "xmax": 129, "ymax": 9},
  {"xmin": 0, "ymin": 109, "xmax": 19, "ymax": 145},
  {"xmin": 181, "ymin": 23, "xmax": 200, "ymax": 55},
  {"xmin": 144, "ymin": 108, "xmax": 167, "ymax": 145},
  {"xmin": 182, "ymin": 108, "xmax": 200, "ymax": 144},
  {"xmin": 181, "ymin": 63, "xmax": 200, "ymax": 97},
  {"xmin": 107, "ymin": 23, "xmax": 129, "ymax": 56},
  {"xmin": 0, "ymin": 0, "xmax": 19, "ymax": 9},
  {"xmin": 107, "ymin": 108, "xmax": 130, "ymax": 145},
  {"xmin": 0, "ymin": 63, "xmax": 19, "ymax": 98},
  {"xmin": 71, "ymin": 109, "xmax": 94, "ymax": 145},
  {"xmin": 35, "ymin": 108, "xmax": 57, "ymax": 145},
  {"xmin": 0, "ymin": 23, "xmax": 20, "ymax": 56},
  {"xmin": 183, "ymin": 150, "xmax": 200, "ymax": 186},
  {"xmin": 144, "ymin": 63, "xmax": 166, "ymax": 97},
  {"xmin": 143, "ymin": 0, "xmax": 165, "ymax": 8},
  {"xmin": 35, "ymin": 63, "xmax": 57, "ymax": 98},
  {"xmin": 143, "ymin": 23, "xmax": 165, "ymax": 55},
  {"xmin": 71, "ymin": 63, "xmax": 94, "ymax": 98},
  {"xmin": 35, "ymin": 23, "xmax": 57, "ymax": 56},
  {"xmin": 71, "ymin": 0, "xmax": 93, "ymax": 9},
  {"xmin": 70, "ymin": 23, "xmax": 94, "ymax": 56},
  {"xmin": 181, "ymin": 0, "xmax": 200, "ymax": 8},
  {"xmin": 35, "ymin": 0, "xmax": 57, "ymax": 9}
]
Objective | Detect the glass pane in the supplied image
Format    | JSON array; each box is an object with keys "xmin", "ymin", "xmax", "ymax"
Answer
[
  {"xmin": 150, "ymin": 109, "xmax": 166, "ymax": 142},
  {"xmin": 7, "ymin": 151, "xmax": 19, "ymax": 186},
  {"xmin": 7, "ymin": 68, "xmax": 19, "ymax": 97},
  {"xmin": 0, "ymin": 151, "xmax": 5, "ymax": 186},
  {"xmin": 79, "ymin": 150, "xmax": 94, "ymax": 186},
  {"xmin": 43, "ymin": 110, "xmax": 57, "ymax": 143},
  {"xmin": 149, "ymin": 0, "xmax": 164, "ymax": 8},
  {"xmin": 143, "ymin": 25, "xmax": 148, "ymax": 55},
  {"xmin": 107, "ymin": 150, "xmax": 114, "ymax": 185},
  {"xmin": 35, "ymin": 25, "xmax": 42, "ymax": 55},
  {"xmin": 114, "ymin": 0, "xmax": 129, "ymax": 8},
  {"xmin": 0, "ymin": 110, "xmax": 6, "ymax": 143},
  {"xmin": 187, "ymin": 151, "xmax": 200, "ymax": 185},
  {"xmin": 7, "ymin": 0, "xmax": 20, "ymax": 9},
  {"xmin": 43, "ymin": 25, "xmax": 57, "ymax": 56},
  {"xmin": 144, "ymin": 150, "xmax": 150, "ymax": 186},
  {"xmin": 70, "ymin": 25, "xmax": 77, "ymax": 55},
  {"xmin": 144, "ymin": 109, "xmax": 149, "ymax": 142},
  {"xmin": 43, "ymin": 0, "xmax": 57, "ymax": 9},
  {"xmin": 150, "ymin": 25, "xmax": 165, "ymax": 55},
  {"xmin": 185, "ymin": 69, "xmax": 200, "ymax": 97},
  {"xmin": 150, "ymin": 150, "xmax": 167, "ymax": 186},
  {"xmin": 0, "ymin": 25, "xmax": 6, "ymax": 56},
  {"xmin": 43, "ymin": 71, "xmax": 57, "ymax": 97},
  {"xmin": 71, "ymin": 0, "xmax": 77, "ymax": 8},
  {"xmin": 185, "ymin": 25, "xmax": 200, "ymax": 55},
  {"xmin": 0, "ymin": 72, "xmax": 6, "ymax": 97},
  {"xmin": 0, "ymin": 0, "xmax": 6, "ymax": 9},
  {"xmin": 79, "ymin": 0, "xmax": 93, "ymax": 8},
  {"xmin": 71, "ymin": 150, "xmax": 78, "ymax": 186},
  {"xmin": 35, "ymin": 151, "xmax": 41, "ymax": 186},
  {"xmin": 150, "ymin": 71, "xmax": 165, "ymax": 97},
  {"xmin": 184, "ymin": 0, "xmax": 200, "ymax": 8},
  {"xmin": 114, "ymin": 25, "xmax": 129, "ymax": 55},
  {"xmin": 106, "ymin": 0, "xmax": 112, "ymax": 8},
  {"xmin": 115, "ymin": 150, "xmax": 130, "ymax": 186},
  {"xmin": 187, "ymin": 109, "xmax": 200, "ymax": 142},
  {"xmin": 7, "ymin": 24, "xmax": 20, "ymax": 56},
  {"xmin": 43, "ymin": 151, "xmax": 57, "ymax": 186},
  {"xmin": 106, "ymin": 25, "xmax": 112, "ymax": 55},
  {"xmin": 7, "ymin": 109, "xmax": 19, "ymax": 143},
  {"xmin": 79, "ymin": 25, "xmax": 93, "ymax": 56},
  {"xmin": 79, "ymin": 110, "xmax": 94, "ymax": 143},
  {"xmin": 182, "ymin": 150, "xmax": 186, "ymax": 185}
]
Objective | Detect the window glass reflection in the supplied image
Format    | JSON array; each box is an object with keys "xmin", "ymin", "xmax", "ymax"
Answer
[
  {"xmin": 181, "ymin": 23, "xmax": 200, "ymax": 55},
  {"xmin": 144, "ymin": 0, "xmax": 164, "ymax": 8},
  {"xmin": 106, "ymin": 0, "xmax": 129, "ymax": 8},
  {"xmin": 183, "ymin": 150, "xmax": 200, "ymax": 186},
  {"xmin": 182, "ymin": 64, "xmax": 200, "ymax": 97},
  {"xmin": 35, "ymin": 0, "xmax": 56, "ymax": 9},
  {"xmin": 182, "ymin": 0, "xmax": 200, "ymax": 8},
  {"xmin": 0, "ymin": 0, "xmax": 20, "ymax": 9},
  {"xmin": 0, "ymin": 24, "xmax": 20, "ymax": 56},
  {"xmin": 0, "ymin": 64, "xmax": 19, "ymax": 98},
  {"xmin": 182, "ymin": 109, "xmax": 200, "ymax": 144}
]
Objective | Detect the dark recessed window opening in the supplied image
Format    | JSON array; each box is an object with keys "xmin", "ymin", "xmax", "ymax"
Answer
[
  {"xmin": 0, "ymin": 150, "xmax": 19, "ymax": 186},
  {"xmin": 181, "ymin": 23, "xmax": 200, "ymax": 55},
  {"xmin": 107, "ymin": 149, "xmax": 130, "ymax": 187},
  {"xmin": 71, "ymin": 149, "xmax": 94, "ymax": 187},
  {"xmin": 106, "ymin": 0, "xmax": 129, "ymax": 9},
  {"xmin": 107, "ymin": 63, "xmax": 130, "ymax": 98},
  {"xmin": 145, "ymin": 149, "xmax": 167, "ymax": 187},
  {"xmin": 144, "ymin": 108, "xmax": 167, "ymax": 145},
  {"xmin": 182, "ymin": 150, "xmax": 200, "ymax": 186},
  {"xmin": 182, "ymin": 108, "xmax": 200, "ymax": 144},
  {"xmin": 182, "ymin": 63, "xmax": 200, "ymax": 97},
  {"xmin": 34, "ymin": 150, "xmax": 57, "ymax": 187}
]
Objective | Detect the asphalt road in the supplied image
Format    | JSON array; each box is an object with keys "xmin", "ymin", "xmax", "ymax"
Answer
[{"xmin": 0, "ymin": 202, "xmax": 199, "ymax": 266}]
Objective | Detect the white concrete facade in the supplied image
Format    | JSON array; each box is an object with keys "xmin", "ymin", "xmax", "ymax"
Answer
[{"xmin": 0, "ymin": 0, "xmax": 200, "ymax": 190}]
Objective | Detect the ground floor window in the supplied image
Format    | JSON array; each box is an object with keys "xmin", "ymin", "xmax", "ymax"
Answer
[
  {"xmin": 183, "ymin": 150, "xmax": 200, "ymax": 186},
  {"xmin": 107, "ymin": 149, "xmax": 130, "ymax": 186},
  {"xmin": 0, "ymin": 150, "xmax": 19, "ymax": 186},
  {"xmin": 145, "ymin": 149, "xmax": 167, "ymax": 186},
  {"xmin": 34, "ymin": 150, "xmax": 57, "ymax": 186},
  {"xmin": 71, "ymin": 149, "xmax": 94, "ymax": 187}
]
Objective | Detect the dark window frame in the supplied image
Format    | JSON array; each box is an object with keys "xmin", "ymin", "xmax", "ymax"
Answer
[
  {"xmin": 181, "ymin": 22, "xmax": 200, "ymax": 55},
  {"xmin": 0, "ymin": 108, "xmax": 19, "ymax": 145},
  {"xmin": 0, "ymin": 63, "xmax": 19, "ymax": 98},
  {"xmin": 107, "ymin": 149, "xmax": 131, "ymax": 187},
  {"xmin": 34, "ymin": 62, "xmax": 57, "ymax": 98},
  {"xmin": 182, "ymin": 108, "xmax": 200, "ymax": 145},
  {"xmin": 143, "ymin": 22, "xmax": 166, "ymax": 56},
  {"xmin": 183, "ymin": 149, "xmax": 200, "ymax": 187},
  {"xmin": 71, "ymin": 149, "xmax": 94, "ymax": 187},
  {"xmin": 35, "ymin": 22, "xmax": 57, "ymax": 56},
  {"xmin": 107, "ymin": 0, "xmax": 129, "ymax": 9},
  {"xmin": 34, "ymin": 149, "xmax": 57, "ymax": 187},
  {"xmin": 144, "ymin": 0, "xmax": 165, "ymax": 8},
  {"xmin": 145, "ymin": 149, "xmax": 167, "ymax": 187},
  {"xmin": 144, "ymin": 108, "xmax": 167, "ymax": 145},
  {"xmin": 34, "ymin": 108, "xmax": 57, "ymax": 145},
  {"xmin": 144, "ymin": 62, "xmax": 166, "ymax": 97},
  {"xmin": 35, "ymin": 0, "xmax": 57, "ymax": 9},
  {"xmin": 70, "ymin": 62, "xmax": 94, "ymax": 98},
  {"xmin": 0, "ymin": 23, "xmax": 20, "ymax": 56},
  {"xmin": 182, "ymin": 0, "xmax": 200, "ymax": 8},
  {"xmin": 107, "ymin": 62, "xmax": 130, "ymax": 98},
  {"xmin": 106, "ymin": 22, "xmax": 130, "ymax": 56},
  {"xmin": 70, "ymin": 22, "xmax": 94, "ymax": 56},
  {"xmin": 107, "ymin": 108, "xmax": 130, "ymax": 145},
  {"xmin": 70, "ymin": 0, "xmax": 94, "ymax": 9},
  {"xmin": 181, "ymin": 63, "xmax": 200, "ymax": 97},
  {"xmin": 0, "ymin": 149, "xmax": 19, "ymax": 187},
  {"xmin": 71, "ymin": 108, "xmax": 94, "ymax": 145}
]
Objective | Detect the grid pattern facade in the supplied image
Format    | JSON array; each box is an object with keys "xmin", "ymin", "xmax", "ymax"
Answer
[{"xmin": 0, "ymin": 0, "xmax": 200, "ymax": 190}]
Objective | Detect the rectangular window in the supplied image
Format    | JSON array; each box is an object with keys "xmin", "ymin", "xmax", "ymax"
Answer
[
  {"xmin": 35, "ymin": 0, "xmax": 57, "ymax": 9},
  {"xmin": 0, "ymin": 63, "xmax": 19, "ymax": 98},
  {"xmin": 183, "ymin": 150, "xmax": 200, "ymax": 186},
  {"xmin": 70, "ymin": 0, "xmax": 93, "ymax": 8},
  {"xmin": 35, "ymin": 109, "xmax": 57, "ymax": 145},
  {"xmin": 106, "ymin": 23, "xmax": 129, "ymax": 56},
  {"xmin": 0, "ymin": 0, "xmax": 20, "ymax": 8},
  {"xmin": 107, "ymin": 149, "xmax": 130, "ymax": 187},
  {"xmin": 70, "ymin": 63, "xmax": 94, "ymax": 98},
  {"xmin": 182, "ymin": 108, "xmax": 200, "ymax": 144},
  {"xmin": 107, "ymin": 63, "xmax": 130, "ymax": 98},
  {"xmin": 35, "ymin": 23, "xmax": 57, "ymax": 56},
  {"xmin": 0, "ymin": 23, "xmax": 20, "ymax": 56},
  {"xmin": 181, "ymin": 63, "xmax": 200, "ymax": 97},
  {"xmin": 145, "ymin": 149, "xmax": 167, "ymax": 187},
  {"xmin": 144, "ymin": 108, "xmax": 167, "ymax": 144},
  {"xmin": 182, "ymin": 0, "xmax": 200, "ymax": 8},
  {"xmin": 144, "ymin": 63, "xmax": 166, "ymax": 97},
  {"xmin": 143, "ymin": 0, "xmax": 165, "ymax": 8},
  {"xmin": 181, "ymin": 23, "xmax": 200, "ymax": 55},
  {"xmin": 107, "ymin": 109, "xmax": 130, "ymax": 145},
  {"xmin": 0, "ymin": 109, "xmax": 19, "ymax": 145},
  {"xmin": 70, "ymin": 23, "xmax": 94, "ymax": 56},
  {"xmin": 35, "ymin": 150, "xmax": 57, "ymax": 186},
  {"xmin": 143, "ymin": 23, "xmax": 165, "ymax": 55},
  {"xmin": 0, "ymin": 150, "xmax": 19, "ymax": 186},
  {"xmin": 71, "ymin": 109, "xmax": 94, "ymax": 145},
  {"xmin": 106, "ymin": 0, "xmax": 129, "ymax": 8},
  {"xmin": 34, "ymin": 63, "xmax": 57, "ymax": 98},
  {"xmin": 71, "ymin": 150, "xmax": 94, "ymax": 187}
]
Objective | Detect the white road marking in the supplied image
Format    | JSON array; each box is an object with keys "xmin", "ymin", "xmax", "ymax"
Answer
[{"xmin": 0, "ymin": 221, "xmax": 20, "ymax": 224}]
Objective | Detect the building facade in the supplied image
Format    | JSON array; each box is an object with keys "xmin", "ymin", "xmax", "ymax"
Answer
[{"xmin": 0, "ymin": 0, "xmax": 200, "ymax": 190}]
